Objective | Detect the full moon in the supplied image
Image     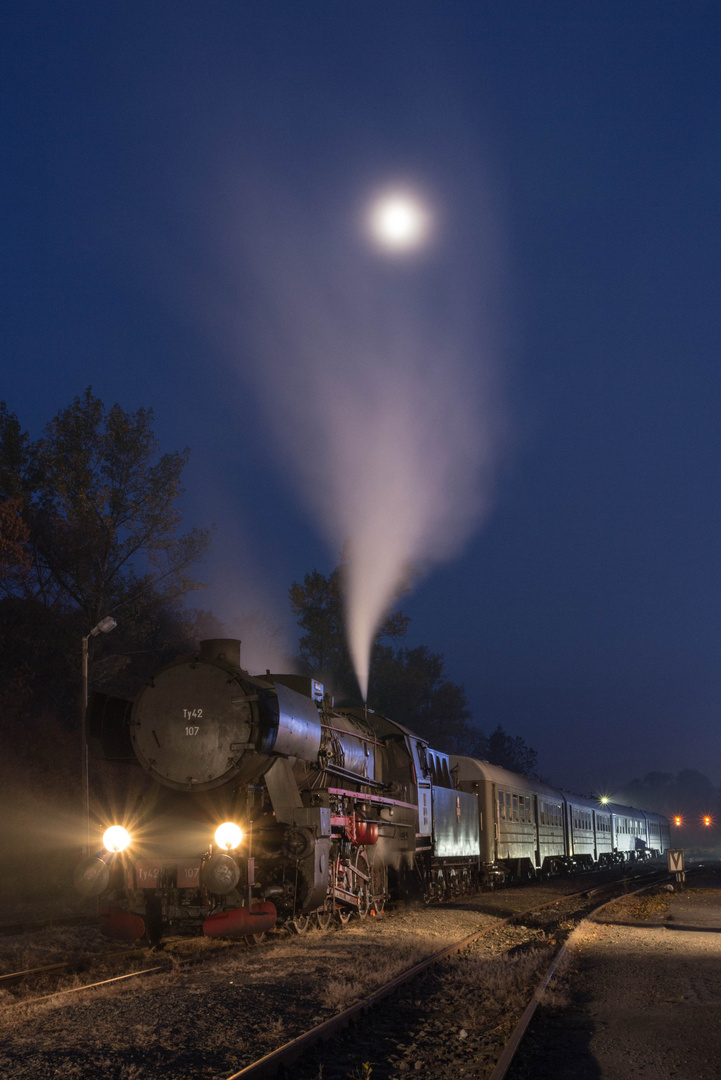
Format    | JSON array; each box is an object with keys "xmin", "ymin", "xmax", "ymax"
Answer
[{"xmin": 368, "ymin": 191, "xmax": 430, "ymax": 251}]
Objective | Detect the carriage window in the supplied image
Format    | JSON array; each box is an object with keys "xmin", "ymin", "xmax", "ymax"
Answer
[
  {"xmin": 512, "ymin": 795, "xmax": 518, "ymax": 821},
  {"xmin": 498, "ymin": 792, "xmax": 505, "ymax": 820}
]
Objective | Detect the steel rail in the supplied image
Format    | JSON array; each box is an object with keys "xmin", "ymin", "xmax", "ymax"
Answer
[
  {"xmin": 0, "ymin": 961, "xmax": 73, "ymax": 987},
  {"xmin": 7, "ymin": 964, "xmax": 169, "ymax": 1008},
  {"xmin": 4, "ymin": 932, "xmax": 246, "ymax": 1009},
  {"xmin": 0, "ymin": 949, "xmax": 143, "ymax": 989},
  {"xmin": 0, "ymin": 936, "xmax": 186, "ymax": 990},
  {"xmin": 486, "ymin": 871, "xmax": 677, "ymax": 1080},
  {"xmin": 221, "ymin": 864, "xmax": 670, "ymax": 1080}
]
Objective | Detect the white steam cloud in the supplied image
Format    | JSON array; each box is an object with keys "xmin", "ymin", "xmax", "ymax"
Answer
[{"xmin": 225, "ymin": 183, "xmax": 506, "ymax": 698}]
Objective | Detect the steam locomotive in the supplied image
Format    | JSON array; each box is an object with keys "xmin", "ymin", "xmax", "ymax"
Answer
[{"xmin": 74, "ymin": 638, "xmax": 670, "ymax": 943}]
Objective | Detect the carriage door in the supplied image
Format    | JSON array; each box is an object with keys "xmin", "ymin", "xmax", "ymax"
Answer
[
  {"xmin": 533, "ymin": 795, "xmax": 541, "ymax": 869},
  {"xmin": 410, "ymin": 739, "xmax": 432, "ymax": 837},
  {"xmin": 493, "ymin": 784, "xmax": 501, "ymax": 861}
]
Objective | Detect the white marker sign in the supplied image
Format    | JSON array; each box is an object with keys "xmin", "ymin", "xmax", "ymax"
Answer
[{"xmin": 667, "ymin": 849, "xmax": 685, "ymax": 873}]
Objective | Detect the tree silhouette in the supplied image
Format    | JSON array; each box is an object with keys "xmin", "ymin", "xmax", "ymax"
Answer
[{"xmin": 290, "ymin": 561, "xmax": 501, "ymax": 756}]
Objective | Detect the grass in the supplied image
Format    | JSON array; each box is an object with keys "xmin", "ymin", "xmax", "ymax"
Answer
[
  {"xmin": 320, "ymin": 940, "xmax": 432, "ymax": 1011},
  {"xmin": 443, "ymin": 945, "xmax": 554, "ymax": 1033}
]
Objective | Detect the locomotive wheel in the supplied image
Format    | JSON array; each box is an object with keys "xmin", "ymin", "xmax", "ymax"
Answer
[
  {"xmin": 335, "ymin": 857, "xmax": 353, "ymax": 925},
  {"xmin": 315, "ymin": 897, "xmax": 333, "ymax": 930},
  {"xmin": 370, "ymin": 853, "xmax": 387, "ymax": 914},
  {"xmin": 292, "ymin": 913, "xmax": 310, "ymax": 935},
  {"xmin": 354, "ymin": 849, "xmax": 371, "ymax": 920}
]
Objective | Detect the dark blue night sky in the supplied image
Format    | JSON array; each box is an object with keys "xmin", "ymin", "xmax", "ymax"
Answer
[{"xmin": 3, "ymin": 3, "xmax": 721, "ymax": 793}]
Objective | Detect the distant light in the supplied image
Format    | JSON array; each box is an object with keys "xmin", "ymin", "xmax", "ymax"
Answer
[
  {"xmin": 215, "ymin": 822, "xmax": 243, "ymax": 850},
  {"xmin": 674, "ymin": 815, "xmax": 682, "ymax": 827},
  {"xmin": 703, "ymin": 815, "xmax": 712, "ymax": 827},
  {"xmin": 368, "ymin": 192, "xmax": 430, "ymax": 251},
  {"xmin": 103, "ymin": 825, "xmax": 131, "ymax": 853},
  {"xmin": 599, "ymin": 796, "xmax": 609, "ymax": 805},
  {"xmin": 91, "ymin": 616, "xmax": 117, "ymax": 636}
]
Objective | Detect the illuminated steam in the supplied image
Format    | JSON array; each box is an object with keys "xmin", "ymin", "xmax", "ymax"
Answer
[{"xmin": 221, "ymin": 181, "xmax": 506, "ymax": 698}]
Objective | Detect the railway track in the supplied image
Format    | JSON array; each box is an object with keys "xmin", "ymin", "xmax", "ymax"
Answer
[
  {"xmin": 488, "ymin": 869, "xmax": 685, "ymax": 1080},
  {"xmin": 219, "ymin": 865, "xmax": 673, "ymax": 1079},
  {"xmin": 1, "ymin": 930, "xmax": 263, "ymax": 1008},
  {"xmin": 0, "ymin": 862, "xmax": 673, "ymax": 1078},
  {"xmin": 1, "ymin": 864, "xmax": 659, "ymax": 1006}
]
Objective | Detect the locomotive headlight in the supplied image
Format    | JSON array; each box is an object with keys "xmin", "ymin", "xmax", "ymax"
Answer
[
  {"xmin": 214, "ymin": 822, "xmax": 243, "ymax": 850},
  {"xmin": 103, "ymin": 825, "xmax": 131, "ymax": 853}
]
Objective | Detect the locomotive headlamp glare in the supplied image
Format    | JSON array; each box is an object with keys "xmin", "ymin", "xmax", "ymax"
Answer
[
  {"xmin": 214, "ymin": 822, "xmax": 243, "ymax": 850},
  {"xmin": 103, "ymin": 826, "xmax": 131, "ymax": 853}
]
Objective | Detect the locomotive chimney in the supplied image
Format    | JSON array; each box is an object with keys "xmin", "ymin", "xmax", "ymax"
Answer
[{"xmin": 199, "ymin": 638, "xmax": 241, "ymax": 668}]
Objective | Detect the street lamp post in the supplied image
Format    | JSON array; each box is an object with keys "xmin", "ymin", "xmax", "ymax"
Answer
[{"xmin": 81, "ymin": 616, "xmax": 117, "ymax": 854}]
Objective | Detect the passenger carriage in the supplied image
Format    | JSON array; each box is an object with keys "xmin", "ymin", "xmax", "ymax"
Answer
[
  {"xmin": 643, "ymin": 810, "xmax": 670, "ymax": 857},
  {"xmin": 449, "ymin": 758, "xmax": 566, "ymax": 880},
  {"xmin": 608, "ymin": 802, "xmax": 649, "ymax": 861},
  {"xmin": 563, "ymin": 791, "xmax": 603, "ymax": 870}
]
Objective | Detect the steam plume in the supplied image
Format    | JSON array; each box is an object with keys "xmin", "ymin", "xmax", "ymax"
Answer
[{"xmin": 227, "ymin": 183, "xmax": 506, "ymax": 698}]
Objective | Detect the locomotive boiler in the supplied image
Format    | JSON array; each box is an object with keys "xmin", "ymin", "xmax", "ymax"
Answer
[{"xmin": 75, "ymin": 638, "xmax": 480, "ymax": 942}]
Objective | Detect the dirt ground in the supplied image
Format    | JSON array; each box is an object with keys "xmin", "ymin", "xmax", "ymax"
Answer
[{"xmin": 508, "ymin": 866, "xmax": 721, "ymax": 1080}]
